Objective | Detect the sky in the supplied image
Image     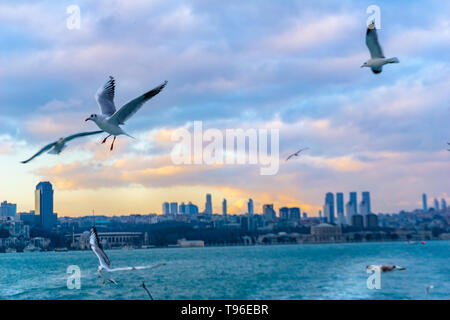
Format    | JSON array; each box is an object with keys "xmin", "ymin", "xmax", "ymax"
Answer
[{"xmin": 0, "ymin": 0, "xmax": 449, "ymax": 217}]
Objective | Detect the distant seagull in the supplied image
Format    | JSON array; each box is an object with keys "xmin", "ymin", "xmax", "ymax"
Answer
[
  {"xmin": 89, "ymin": 226, "xmax": 166, "ymax": 284},
  {"xmin": 142, "ymin": 282, "xmax": 154, "ymax": 300},
  {"xmin": 366, "ymin": 265, "xmax": 406, "ymax": 272},
  {"xmin": 286, "ymin": 148, "xmax": 309, "ymax": 161},
  {"xmin": 361, "ymin": 22, "xmax": 399, "ymax": 74},
  {"xmin": 85, "ymin": 76, "xmax": 168, "ymax": 151},
  {"xmin": 21, "ymin": 130, "xmax": 103, "ymax": 164},
  {"xmin": 426, "ymin": 285, "xmax": 434, "ymax": 295}
]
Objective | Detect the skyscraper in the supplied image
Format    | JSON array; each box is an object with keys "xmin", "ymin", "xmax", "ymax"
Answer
[
  {"xmin": 248, "ymin": 199, "xmax": 254, "ymax": 216},
  {"xmin": 170, "ymin": 202, "xmax": 178, "ymax": 215},
  {"xmin": 289, "ymin": 207, "xmax": 301, "ymax": 220},
  {"xmin": 336, "ymin": 192, "xmax": 345, "ymax": 224},
  {"xmin": 162, "ymin": 202, "xmax": 170, "ymax": 215},
  {"xmin": 349, "ymin": 192, "xmax": 357, "ymax": 215},
  {"xmin": 222, "ymin": 199, "xmax": 227, "ymax": 216},
  {"xmin": 441, "ymin": 199, "xmax": 447, "ymax": 211},
  {"xmin": 263, "ymin": 204, "xmax": 276, "ymax": 221},
  {"xmin": 279, "ymin": 207, "xmax": 289, "ymax": 220},
  {"xmin": 362, "ymin": 192, "xmax": 371, "ymax": 214},
  {"xmin": 186, "ymin": 202, "xmax": 198, "ymax": 215},
  {"xmin": 345, "ymin": 201, "xmax": 356, "ymax": 225},
  {"xmin": 179, "ymin": 202, "xmax": 186, "ymax": 215},
  {"xmin": 205, "ymin": 194, "xmax": 212, "ymax": 215},
  {"xmin": 324, "ymin": 192, "xmax": 335, "ymax": 224},
  {"xmin": 422, "ymin": 193, "xmax": 428, "ymax": 212},
  {"xmin": 35, "ymin": 182, "xmax": 56, "ymax": 230},
  {"xmin": 434, "ymin": 198, "xmax": 440, "ymax": 211}
]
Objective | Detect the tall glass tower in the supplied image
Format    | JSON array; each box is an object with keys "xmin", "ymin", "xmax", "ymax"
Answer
[
  {"xmin": 35, "ymin": 182, "xmax": 55, "ymax": 230},
  {"xmin": 349, "ymin": 192, "xmax": 358, "ymax": 214},
  {"xmin": 422, "ymin": 193, "xmax": 428, "ymax": 212},
  {"xmin": 205, "ymin": 194, "xmax": 212, "ymax": 215},
  {"xmin": 362, "ymin": 192, "xmax": 371, "ymax": 214},
  {"xmin": 324, "ymin": 192, "xmax": 335, "ymax": 224}
]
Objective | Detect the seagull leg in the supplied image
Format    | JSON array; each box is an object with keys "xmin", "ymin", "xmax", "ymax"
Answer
[
  {"xmin": 101, "ymin": 134, "xmax": 112, "ymax": 144},
  {"xmin": 110, "ymin": 136, "xmax": 116, "ymax": 151}
]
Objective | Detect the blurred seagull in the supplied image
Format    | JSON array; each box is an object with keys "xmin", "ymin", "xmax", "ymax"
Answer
[
  {"xmin": 89, "ymin": 226, "xmax": 166, "ymax": 284},
  {"xmin": 21, "ymin": 130, "xmax": 103, "ymax": 164},
  {"xmin": 85, "ymin": 76, "xmax": 168, "ymax": 151},
  {"xmin": 447, "ymin": 143, "xmax": 450, "ymax": 151},
  {"xmin": 426, "ymin": 285, "xmax": 434, "ymax": 295},
  {"xmin": 366, "ymin": 265, "xmax": 406, "ymax": 272},
  {"xmin": 361, "ymin": 22, "xmax": 399, "ymax": 74},
  {"xmin": 286, "ymin": 148, "xmax": 309, "ymax": 161}
]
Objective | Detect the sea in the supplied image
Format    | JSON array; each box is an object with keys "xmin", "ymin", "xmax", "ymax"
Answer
[{"xmin": 0, "ymin": 241, "xmax": 448, "ymax": 300}]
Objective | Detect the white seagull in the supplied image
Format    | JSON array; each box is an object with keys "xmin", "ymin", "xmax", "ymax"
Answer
[
  {"xmin": 361, "ymin": 22, "xmax": 399, "ymax": 74},
  {"xmin": 89, "ymin": 226, "xmax": 166, "ymax": 284},
  {"xmin": 21, "ymin": 130, "xmax": 103, "ymax": 164},
  {"xmin": 85, "ymin": 77, "xmax": 168, "ymax": 151},
  {"xmin": 286, "ymin": 148, "xmax": 309, "ymax": 161}
]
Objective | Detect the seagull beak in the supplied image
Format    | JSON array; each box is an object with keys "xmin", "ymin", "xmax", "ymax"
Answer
[
  {"xmin": 85, "ymin": 117, "xmax": 91, "ymax": 121},
  {"xmin": 360, "ymin": 65, "xmax": 364, "ymax": 68}
]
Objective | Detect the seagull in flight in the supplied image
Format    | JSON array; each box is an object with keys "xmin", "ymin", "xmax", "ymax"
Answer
[
  {"xmin": 21, "ymin": 131, "xmax": 103, "ymax": 164},
  {"xmin": 366, "ymin": 265, "xmax": 406, "ymax": 272},
  {"xmin": 361, "ymin": 22, "xmax": 399, "ymax": 74},
  {"xmin": 85, "ymin": 76, "xmax": 168, "ymax": 151},
  {"xmin": 286, "ymin": 148, "xmax": 309, "ymax": 161},
  {"xmin": 89, "ymin": 226, "xmax": 166, "ymax": 284}
]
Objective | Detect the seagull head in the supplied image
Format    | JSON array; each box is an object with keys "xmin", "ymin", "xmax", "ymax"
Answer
[
  {"xmin": 361, "ymin": 62, "xmax": 368, "ymax": 68},
  {"xmin": 85, "ymin": 114, "xmax": 98, "ymax": 122}
]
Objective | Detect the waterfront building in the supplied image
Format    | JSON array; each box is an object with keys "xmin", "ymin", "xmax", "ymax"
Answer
[
  {"xmin": 310, "ymin": 223, "xmax": 342, "ymax": 242},
  {"xmin": 365, "ymin": 213, "xmax": 379, "ymax": 229},
  {"xmin": 170, "ymin": 202, "xmax": 178, "ymax": 215},
  {"xmin": 352, "ymin": 214, "xmax": 364, "ymax": 230}
]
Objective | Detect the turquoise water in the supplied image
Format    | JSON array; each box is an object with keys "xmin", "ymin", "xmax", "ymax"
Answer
[{"xmin": 0, "ymin": 241, "xmax": 448, "ymax": 300}]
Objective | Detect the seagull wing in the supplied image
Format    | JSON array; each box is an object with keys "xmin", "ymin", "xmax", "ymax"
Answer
[
  {"xmin": 64, "ymin": 130, "xmax": 104, "ymax": 142},
  {"xmin": 108, "ymin": 263, "xmax": 166, "ymax": 272},
  {"xmin": 89, "ymin": 227, "xmax": 111, "ymax": 269},
  {"xmin": 21, "ymin": 141, "xmax": 57, "ymax": 164},
  {"xmin": 108, "ymin": 81, "xmax": 167, "ymax": 125},
  {"xmin": 366, "ymin": 24, "xmax": 385, "ymax": 59},
  {"xmin": 95, "ymin": 76, "xmax": 116, "ymax": 116},
  {"xmin": 286, "ymin": 154, "xmax": 295, "ymax": 161}
]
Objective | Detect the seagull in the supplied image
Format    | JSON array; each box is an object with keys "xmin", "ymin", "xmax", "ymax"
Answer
[
  {"xmin": 447, "ymin": 143, "xmax": 450, "ymax": 151},
  {"xmin": 89, "ymin": 226, "xmax": 166, "ymax": 284},
  {"xmin": 85, "ymin": 76, "xmax": 168, "ymax": 151},
  {"xmin": 21, "ymin": 130, "xmax": 103, "ymax": 164},
  {"xmin": 366, "ymin": 265, "xmax": 406, "ymax": 272},
  {"xmin": 286, "ymin": 148, "xmax": 309, "ymax": 161},
  {"xmin": 361, "ymin": 22, "xmax": 399, "ymax": 74},
  {"xmin": 142, "ymin": 282, "xmax": 154, "ymax": 300}
]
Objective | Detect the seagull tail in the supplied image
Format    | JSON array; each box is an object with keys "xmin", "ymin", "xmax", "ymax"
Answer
[
  {"xmin": 387, "ymin": 57, "xmax": 399, "ymax": 64},
  {"xmin": 123, "ymin": 132, "xmax": 136, "ymax": 140}
]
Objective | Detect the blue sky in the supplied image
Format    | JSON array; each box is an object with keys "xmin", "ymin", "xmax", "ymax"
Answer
[{"xmin": 0, "ymin": 0, "xmax": 449, "ymax": 216}]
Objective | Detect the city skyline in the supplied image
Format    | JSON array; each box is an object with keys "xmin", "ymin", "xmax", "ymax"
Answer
[{"xmin": 1, "ymin": 1, "xmax": 450, "ymax": 217}]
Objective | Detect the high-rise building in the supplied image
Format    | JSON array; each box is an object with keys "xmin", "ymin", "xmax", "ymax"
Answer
[
  {"xmin": 336, "ymin": 193, "xmax": 345, "ymax": 224},
  {"xmin": 248, "ymin": 199, "xmax": 254, "ymax": 216},
  {"xmin": 352, "ymin": 214, "xmax": 364, "ymax": 230},
  {"xmin": 289, "ymin": 207, "xmax": 301, "ymax": 220},
  {"xmin": 0, "ymin": 201, "xmax": 17, "ymax": 217},
  {"xmin": 302, "ymin": 212, "xmax": 307, "ymax": 219},
  {"xmin": 346, "ymin": 201, "xmax": 356, "ymax": 225},
  {"xmin": 263, "ymin": 204, "xmax": 276, "ymax": 222},
  {"xmin": 35, "ymin": 182, "xmax": 56, "ymax": 230},
  {"xmin": 170, "ymin": 202, "xmax": 178, "ymax": 215},
  {"xmin": 434, "ymin": 198, "xmax": 440, "ymax": 211},
  {"xmin": 179, "ymin": 202, "xmax": 186, "ymax": 215},
  {"xmin": 205, "ymin": 194, "xmax": 212, "ymax": 215},
  {"xmin": 222, "ymin": 199, "xmax": 227, "ymax": 216},
  {"xmin": 441, "ymin": 199, "xmax": 447, "ymax": 211},
  {"xmin": 279, "ymin": 207, "xmax": 289, "ymax": 220},
  {"xmin": 422, "ymin": 193, "xmax": 428, "ymax": 212},
  {"xmin": 359, "ymin": 200, "xmax": 369, "ymax": 216},
  {"xmin": 362, "ymin": 192, "xmax": 371, "ymax": 214},
  {"xmin": 186, "ymin": 202, "xmax": 199, "ymax": 215},
  {"xmin": 324, "ymin": 193, "xmax": 335, "ymax": 224},
  {"xmin": 318, "ymin": 210, "xmax": 322, "ymax": 219},
  {"xmin": 162, "ymin": 202, "xmax": 170, "ymax": 215},
  {"xmin": 349, "ymin": 192, "xmax": 357, "ymax": 215}
]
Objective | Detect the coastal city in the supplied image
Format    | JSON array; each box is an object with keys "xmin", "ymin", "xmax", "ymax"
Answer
[{"xmin": 0, "ymin": 181, "xmax": 449, "ymax": 253}]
